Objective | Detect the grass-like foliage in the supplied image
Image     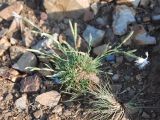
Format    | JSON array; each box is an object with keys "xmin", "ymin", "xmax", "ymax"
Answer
[
  {"xmin": 13, "ymin": 12, "xmax": 141, "ymax": 120},
  {"xmin": 27, "ymin": 20, "xmax": 101, "ymax": 94},
  {"xmin": 89, "ymin": 85, "xmax": 125, "ymax": 120},
  {"xmin": 13, "ymin": 12, "xmax": 139, "ymax": 95}
]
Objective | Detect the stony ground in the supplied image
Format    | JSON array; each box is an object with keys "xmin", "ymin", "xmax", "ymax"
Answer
[{"xmin": 0, "ymin": 0, "xmax": 160, "ymax": 120}]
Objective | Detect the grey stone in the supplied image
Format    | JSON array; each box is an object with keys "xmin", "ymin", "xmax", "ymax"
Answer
[
  {"xmin": 93, "ymin": 44, "xmax": 108, "ymax": 56},
  {"xmin": 131, "ymin": 0, "xmax": 141, "ymax": 7},
  {"xmin": 134, "ymin": 32, "xmax": 156, "ymax": 45},
  {"xmin": 15, "ymin": 94, "xmax": 28, "ymax": 111},
  {"xmin": 32, "ymin": 39, "xmax": 48, "ymax": 50},
  {"xmin": 83, "ymin": 25, "xmax": 105, "ymax": 47},
  {"xmin": 96, "ymin": 17, "xmax": 108, "ymax": 26},
  {"xmin": 112, "ymin": 74, "xmax": 120, "ymax": 82},
  {"xmin": 12, "ymin": 52, "xmax": 37, "ymax": 72},
  {"xmin": 32, "ymin": 33, "xmax": 58, "ymax": 50},
  {"xmin": 112, "ymin": 5, "xmax": 136, "ymax": 35}
]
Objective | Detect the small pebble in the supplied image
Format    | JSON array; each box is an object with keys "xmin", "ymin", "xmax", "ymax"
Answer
[
  {"xmin": 105, "ymin": 55, "xmax": 116, "ymax": 63},
  {"xmin": 112, "ymin": 74, "xmax": 120, "ymax": 81}
]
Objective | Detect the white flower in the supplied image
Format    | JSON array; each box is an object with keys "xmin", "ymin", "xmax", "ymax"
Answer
[{"xmin": 135, "ymin": 52, "xmax": 149, "ymax": 69}]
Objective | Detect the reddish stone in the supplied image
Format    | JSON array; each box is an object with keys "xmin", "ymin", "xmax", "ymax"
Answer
[
  {"xmin": 40, "ymin": 12, "xmax": 48, "ymax": 21},
  {"xmin": 20, "ymin": 75, "xmax": 41, "ymax": 93}
]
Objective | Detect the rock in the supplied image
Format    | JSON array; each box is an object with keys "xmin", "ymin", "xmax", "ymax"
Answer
[
  {"xmin": 33, "ymin": 110, "xmax": 42, "ymax": 119},
  {"xmin": 83, "ymin": 9, "xmax": 94, "ymax": 21},
  {"xmin": 93, "ymin": 44, "xmax": 108, "ymax": 56},
  {"xmin": 5, "ymin": 93, "xmax": 13, "ymax": 101},
  {"xmin": 9, "ymin": 46, "xmax": 26, "ymax": 61},
  {"xmin": 35, "ymin": 91, "xmax": 61, "ymax": 107},
  {"xmin": 0, "ymin": 37, "xmax": 11, "ymax": 57},
  {"xmin": 0, "ymin": 67, "xmax": 19, "ymax": 82},
  {"xmin": 32, "ymin": 34, "xmax": 58, "ymax": 50},
  {"xmin": 9, "ymin": 37, "xmax": 18, "ymax": 45},
  {"xmin": 3, "ymin": 112, "xmax": 12, "ymax": 119},
  {"xmin": 96, "ymin": 17, "xmax": 108, "ymax": 26},
  {"xmin": 12, "ymin": 52, "xmax": 37, "ymax": 72},
  {"xmin": 142, "ymin": 112, "xmax": 150, "ymax": 118},
  {"xmin": 15, "ymin": 94, "xmax": 28, "ymax": 111},
  {"xmin": 105, "ymin": 55, "xmax": 116, "ymax": 63},
  {"xmin": 63, "ymin": 110, "xmax": 72, "ymax": 117},
  {"xmin": 105, "ymin": 28, "xmax": 115, "ymax": 43},
  {"xmin": 117, "ymin": 0, "xmax": 141, "ymax": 7},
  {"xmin": 53, "ymin": 105, "xmax": 63, "ymax": 115},
  {"xmin": 22, "ymin": 27, "xmax": 35, "ymax": 47},
  {"xmin": 112, "ymin": 5, "xmax": 136, "ymax": 35},
  {"xmin": 32, "ymin": 39, "xmax": 48, "ymax": 50},
  {"xmin": 0, "ymin": 67, "xmax": 9, "ymax": 76},
  {"xmin": 0, "ymin": 1, "xmax": 23, "ymax": 20},
  {"xmin": 134, "ymin": 33, "xmax": 156, "ymax": 45},
  {"xmin": 140, "ymin": 0, "xmax": 150, "ymax": 7},
  {"xmin": 44, "ymin": 0, "xmax": 90, "ymax": 20},
  {"xmin": 49, "ymin": 114, "xmax": 61, "ymax": 120},
  {"xmin": 83, "ymin": 25, "xmax": 105, "ymax": 47},
  {"xmin": 91, "ymin": 2, "xmax": 99, "ymax": 15},
  {"xmin": 52, "ymin": 77, "xmax": 61, "ymax": 84},
  {"xmin": 64, "ymin": 101, "xmax": 74, "ymax": 107},
  {"xmin": 40, "ymin": 12, "xmax": 48, "ymax": 21},
  {"xmin": 20, "ymin": 74, "xmax": 41, "ymax": 93},
  {"xmin": 116, "ymin": 56, "xmax": 123, "ymax": 64},
  {"xmin": 112, "ymin": 74, "xmax": 120, "ymax": 82},
  {"xmin": 132, "ymin": 25, "xmax": 156, "ymax": 45}
]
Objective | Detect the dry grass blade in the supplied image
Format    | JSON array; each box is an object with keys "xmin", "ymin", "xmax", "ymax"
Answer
[{"xmin": 89, "ymin": 85, "xmax": 126, "ymax": 120}]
